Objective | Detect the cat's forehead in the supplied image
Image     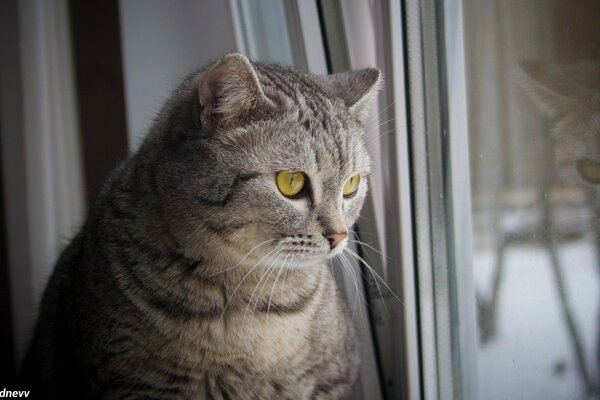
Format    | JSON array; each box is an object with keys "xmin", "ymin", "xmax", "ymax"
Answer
[
  {"xmin": 216, "ymin": 120, "xmax": 368, "ymax": 185},
  {"xmin": 208, "ymin": 61, "xmax": 373, "ymax": 176},
  {"xmin": 253, "ymin": 64, "xmax": 345, "ymax": 119}
]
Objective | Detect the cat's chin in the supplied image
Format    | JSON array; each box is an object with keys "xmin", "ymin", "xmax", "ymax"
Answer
[
  {"xmin": 327, "ymin": 243, "xmax": 347, "ymax": 258},
  {"xmin": 277, "ymin": 251, "xmax": 335, "ymax": 268},
  {"xmin": 283, "ymin": 244, "xmax": 348, "ymax": 267}
]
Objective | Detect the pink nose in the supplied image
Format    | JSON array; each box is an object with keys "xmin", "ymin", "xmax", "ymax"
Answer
[{"xmin": 325, "ymin": 232, "xmax": 348, "ymax": 249}]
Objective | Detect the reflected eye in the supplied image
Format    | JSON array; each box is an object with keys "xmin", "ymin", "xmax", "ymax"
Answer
[
  {"xmin": 577, "ymin": 158, "xmax": 600, "ymax": 183},
  {"xmin": 343, "ymin": 174, "xmax": 361, "ymax": 198},
  {"xmin": 277, "ymin": 171, "xmax": 306, "ymax": 197}
]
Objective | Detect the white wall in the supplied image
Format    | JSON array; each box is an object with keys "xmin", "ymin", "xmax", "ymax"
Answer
[{"xmin": 119, "ymin": 0, "xmax": 239, "ymax": 151}]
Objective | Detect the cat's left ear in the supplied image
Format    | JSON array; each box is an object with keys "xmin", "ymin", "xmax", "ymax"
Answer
[
  {"xmin": 517, "ymin": 62, "xmax": 576, "ymax": 119},
  {"xmin": 316, "ymin": 68, "xmax": 382, "ymax": 124},
  {"xmin": 198, "ymin": 53, "xmax": 275, "ymax": 129}
]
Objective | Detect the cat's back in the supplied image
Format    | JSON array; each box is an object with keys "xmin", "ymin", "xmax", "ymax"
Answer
[
  {"xmin": 20, "ymin": 163, "xmax": 133, "ymax": 397},
  {"xmin": 20, "ymin": 231, "xmax": 87, "ymax": 397}
]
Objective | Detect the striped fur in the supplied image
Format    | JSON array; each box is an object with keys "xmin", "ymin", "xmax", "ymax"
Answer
[{"xmin": 21, "ymin": 54, "xmax": 381, "ymax": 399}]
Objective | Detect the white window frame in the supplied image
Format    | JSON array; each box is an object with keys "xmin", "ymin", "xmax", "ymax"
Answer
[{"xmin": 405, "ymin": 0, "xmax": 478, "ymax": 398}]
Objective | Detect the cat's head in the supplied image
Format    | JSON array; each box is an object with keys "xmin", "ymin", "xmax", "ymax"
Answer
[
  {"xmin": 518, "ymin": 61, "xmax": 600, "ymax": 186},
  {"xmin": 149, "ymin": 54, "xmax": 381, "ymax": 270}
]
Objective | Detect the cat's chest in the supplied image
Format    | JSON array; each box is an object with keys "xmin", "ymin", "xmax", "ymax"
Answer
[
  {"xmin": 220, "ymin": 312, "xmax": 313, "ymax": 366},
  {"xmin": 166, "ymin": 305, "xmax": 316, "ymax": 371}
]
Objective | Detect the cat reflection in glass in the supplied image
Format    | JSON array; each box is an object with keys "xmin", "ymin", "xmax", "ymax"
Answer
[{"xmin": 520, "ymin": 61, "xmax": 600, "ymax": 393}]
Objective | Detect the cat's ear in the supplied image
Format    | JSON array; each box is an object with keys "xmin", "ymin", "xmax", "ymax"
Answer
[
  {"xmin": 198, "ymin": 53, "xmax": 274, "ymax": 128},
  {"xmin": 316, "ymin": 68, "xmax": 382, "ymax": 124},
  {"xmin": 517, "ymin": 62, "xmax": 576, "ymax": 119}
]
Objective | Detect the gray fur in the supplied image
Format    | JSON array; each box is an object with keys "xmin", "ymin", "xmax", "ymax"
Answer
[
  {"xmin": 21, "ymin": 53, "xmax": 381, "ymax": 399},
  {"xmin": 519, "ymin": 61, "xmax": 600, "ymax": 237},
  {"xmin": 519, "ymin": 61, "xmax": 600, "ymax": 185},
  {"xmin": 520, "ymin": 61, "xmax": 600, "ymax": 388}
]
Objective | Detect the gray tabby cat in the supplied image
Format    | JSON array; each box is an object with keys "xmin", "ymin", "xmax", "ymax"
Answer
[
  {"xmin": 519, "ymin": 60, "xmax": 600, "ymax": 394},
  {"xmin": 519, "ymin": 61, "xmax": 600, "ymax": 253},
  {"xmin": 21, "ymin": 53, "xmax": 381, "ymax": 399},
  {"xmin": 519, "ymin": 61, "xmax": 600, "ymax": 188}
]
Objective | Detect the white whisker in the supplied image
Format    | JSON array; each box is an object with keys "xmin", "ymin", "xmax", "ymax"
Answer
[
  {"xmin": 371, "ymin": 116, "xmax": 398, "ymax": 130},
  {"xmin": 348, "ymin": 239, "xmax": 389, "ymax": 260},
  {"xmin": 244, "ymin": 249, "xmax": 284, "ymax": 321},
  {"xmin": 366, "ymin": 101, "xmax": 395, "ymax": 126},
  {"xmin": 366, "ymin": 127, "xmax": 397, "ymax": 144},
  {"xmin": 210, "ymin": 238, "xmax": 278, "ymax": 276},
  {"xmin": 337, "ymin": 254, "xmax": 359, "ymax": 320},
  {"xmin": 267, "ymin": 253, "xmax": 295, "ymax": 319},
  {"xmin": 220, "ymin": 245, "xmax": 280, "ymax": 320},
  {"xmin": 344, "ymin": 247, "xmax": 403, "ymax": 306},
  {"xmin": 338, "ymin": 253, "xmax": 366, "ymax": 322}
]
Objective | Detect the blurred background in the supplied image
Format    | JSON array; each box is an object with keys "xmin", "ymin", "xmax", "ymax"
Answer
[{"xmin": 0, "ymin": 1, "xmax": 599, "ymax": 399}]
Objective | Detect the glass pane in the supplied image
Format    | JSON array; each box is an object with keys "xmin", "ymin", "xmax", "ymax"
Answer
[
  {"xmin": 234, "ymin": 0, "xmax": 294, "ymax": 65},
  {"xmin": 462, "ymin": 2, "xmax": 600, "ymax": 399}
]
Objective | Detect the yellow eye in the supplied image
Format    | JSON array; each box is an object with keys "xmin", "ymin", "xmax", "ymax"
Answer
[
  {"xmin": 577, "ymin": 158, "xmax": 600, "ymax": 183},
  {"xmin": 276, "ymin": 171, "xmax": 306, "ymax": 197},
  {"xmin": 343, "ymin": 174, "xmax": 361, "ymax": 197}
]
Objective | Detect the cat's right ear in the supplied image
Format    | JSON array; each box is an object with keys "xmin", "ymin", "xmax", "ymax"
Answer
[
  {"xmin": 517, "ymin": 62, "xmax": 575, "ymax": 119},
  {"xmin": 314, "ymin": 68, "xmax": 382, "ymax": 125},
  {"xmin": 198, "ymin": 53, "xmax": 274, "ymax": 130}
]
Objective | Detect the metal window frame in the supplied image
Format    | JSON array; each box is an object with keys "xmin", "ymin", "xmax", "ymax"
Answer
[
  {"xmin": 229, "ymin": 0, "xmax": 294, "ymax": 66},
  {"xmin": 440, "ymin": 1, "xmax": 479, "ymax": 398},
  {"xmin": 404, "ymin": 0, "xmax": 478, "ymax": 398},
  {"xmin": 387, "ymin": 1, "xmax": 423, "ymax": 399},
  {"xmin": 282, "ymin": 0, "xmax": 328, "ymax": 74}
]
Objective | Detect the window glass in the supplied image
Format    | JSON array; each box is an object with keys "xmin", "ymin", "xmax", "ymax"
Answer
[
  {"xmin": 233, "ymin": 0, "xmax": 294, "ymax": 65},
  {"xmin": 463, "ymin": 1, "xmax": 600, "ymax": 398}
]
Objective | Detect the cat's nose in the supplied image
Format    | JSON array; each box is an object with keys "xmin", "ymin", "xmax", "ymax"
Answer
[{"xmin": 324, "ymin": 231, "xmax": 348, "ymax": 249}]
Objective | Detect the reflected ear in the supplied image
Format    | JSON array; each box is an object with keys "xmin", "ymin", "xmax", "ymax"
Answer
[
  {"xmin": 315, "ymin": 68, "xmax": 382, "ymax": 124},
  {"xmin": 199, "ymin": 53, "xmax": 274, "ymax": 129},
  {"xmin": 517, "ymin": 62, "xmax": 576, "ymax": 119}
]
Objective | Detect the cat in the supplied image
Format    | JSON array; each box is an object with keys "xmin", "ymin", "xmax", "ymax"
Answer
[
  {"xmin": 20, "ymin": 53, "xmax": 381, "ymax": 399},
  {"xmin": 518, "ymin": 60, "xmax": 600, "ymax": 253},
  {"xmin": 518, "ymin": 60, "xmax": 600, "ymax": 394},
  {"xmin": 518, "ymin": 61, "xmax": 600, "ymax": 188}
]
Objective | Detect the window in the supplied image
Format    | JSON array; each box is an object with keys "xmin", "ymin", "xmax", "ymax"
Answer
[{"xmin": 406, "ymin": 0, "xmax": 600, "ymax": 398}]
